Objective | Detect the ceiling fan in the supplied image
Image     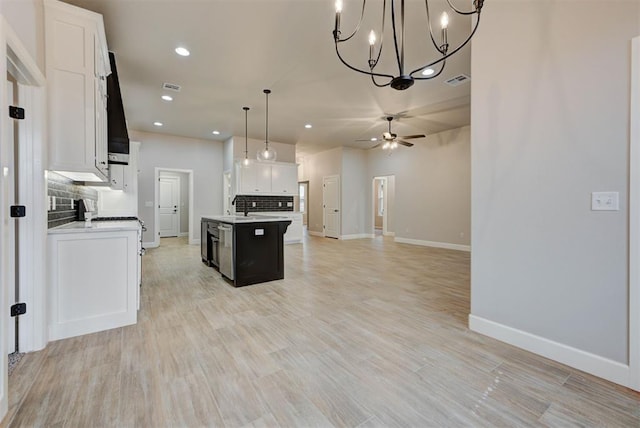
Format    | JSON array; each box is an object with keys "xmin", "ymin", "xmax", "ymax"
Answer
[{"xmin": 357, "ymin": 116, "xmax": 425, "ymax": 150}]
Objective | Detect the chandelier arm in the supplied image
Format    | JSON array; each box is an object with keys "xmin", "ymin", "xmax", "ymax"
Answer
[
  {"xmin": 336, "ymin": 0, "xmax": 368, "ymax": 42},
  {"xmin": 334, "ymin": 41, "xmax": 395, "ymax": 79},
  {"xmin": 369, "ymin": 0, "xmax": 387, "ymax": 70},
  {"xmin": 390, "ymin": 0, "xmax": 404, "ymax": 75},
  {"xmin": 411, "ymin": 60, "xmax": 446, "ymax": 81},
  {"xmin": 423, "ymin": 0, "xmax": 443, "ymax": 53},
  {"xmin": 408, "ymin": 12, "xmax": 481, "ymax": 76},
  {"xmin": 444, "ymin": 0, "xmax": 481, "ymax": 16},
  {"xmin": 370, "ymin": 74, "xmax": 392, "ymax": 88}
]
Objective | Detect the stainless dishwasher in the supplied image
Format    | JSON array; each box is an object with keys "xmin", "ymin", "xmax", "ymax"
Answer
[{"xmin": 218, "ymin": 224, "xmax": 234, "ymax": 280}]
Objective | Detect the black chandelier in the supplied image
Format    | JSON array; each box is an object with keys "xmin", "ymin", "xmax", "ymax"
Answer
[{"xmin": 333, "ymin": 0, "xmax": 484, "ymax": 90}]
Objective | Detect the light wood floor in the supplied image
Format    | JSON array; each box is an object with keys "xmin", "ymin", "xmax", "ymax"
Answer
[{"xmin": 3, "ymin": 235, "xmax": 639, "ymax": 427}]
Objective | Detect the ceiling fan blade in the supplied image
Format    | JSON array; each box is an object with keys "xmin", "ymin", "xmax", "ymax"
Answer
[
  {"xmin": 400, "ymin": 134, "xmax": 426, "ymax": 139},
  {"xmin": 398, "ymin": 140, "xmax": 414, "ymax": 147},
  {"xmin": 355, "ymin": 139, "xmax": 376, "ymax": 142},
  {"xmin": 369, "ymin": 143, "xmax": 382, "ymax": 149}
]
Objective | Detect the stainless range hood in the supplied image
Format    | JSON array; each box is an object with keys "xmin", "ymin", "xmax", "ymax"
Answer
[{"xmin": 107, "ymin": 51, "xmax": 129, "ymax": 165}]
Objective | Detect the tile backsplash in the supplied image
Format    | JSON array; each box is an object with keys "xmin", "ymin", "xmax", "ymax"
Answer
[
  {"xmin": 234, "ymin": 195, "xmax": 294, "ymax": 213},
  {"xmin": 47, "ymin": 172, "xmax": 98, "ymax": 228}
]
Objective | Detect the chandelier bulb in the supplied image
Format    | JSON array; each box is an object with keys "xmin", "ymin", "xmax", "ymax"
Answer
[
  {"xmin": 368, "ymin": 30, "xmax": 376, "ymax": 46},
  {"xmin": 335, "ymin": 0, "xmax": 343, "ymax": 13},
  {"xmin": 243, "ymin": 157, "xmax": 250, "ymax": 166},
  {"xmin": 440, "ymin": 12, "xmax": 449, "ymax": 29}
]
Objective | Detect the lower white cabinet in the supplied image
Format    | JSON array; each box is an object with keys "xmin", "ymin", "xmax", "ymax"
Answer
[
  {"xmin": 48, "ymin": 228, "xmax": 138, "ymax": 340},
  {"xmin": 261, "ymin": 212, "xmax": 303, "ymax": 243}
]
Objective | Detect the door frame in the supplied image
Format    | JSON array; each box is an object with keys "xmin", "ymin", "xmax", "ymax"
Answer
[
  {"xmin": 628, "ymin": 35, "xmax": 640, "ymax": 390},
  {"xmin": 158, "ymin": 174, "xmax": 180, "ymax": 238},
  {"xmin": 153, "ymin": 167, "xmax": 194, "ymax": 247},
  {"xmin": 322, "ymin": 175, "xmax": 340, "ymax": 238},
  {"xmin": 0, "ymin": 14, "xmax": 47, "ymax": 420}
]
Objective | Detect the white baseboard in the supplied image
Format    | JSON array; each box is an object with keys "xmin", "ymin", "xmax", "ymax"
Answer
[
  {"xmin": 179, "ymin": 232, "xmax": 189, "ymax": 237},
  {"xmin": 383, "ymin": 231, "xmax": 395, "ymax": 237},
  {"xmin": 394, "ymin": 237, "xmax": 470, "ymax": 252},
  {"xmin": 143, "ymin": 241, "xmax": 159, "ymax": 249},
  {"xmin": 190, "ymin": 238, "xmax": 200, "ymax": 245},
  {"xmin": 341, "ymin": 234, "xmax": 374, "ymax": 240},
  {"xmin": 308, "ymin": 231, "xmax": 324, "ymax": 237},
  {"xmin": 469, "ymin": 315, "xmax": 635, "ymax": 390}
]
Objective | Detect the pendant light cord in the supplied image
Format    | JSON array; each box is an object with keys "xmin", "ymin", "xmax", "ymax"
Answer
[
  {"xmin": 264, "ymin": 89, "xmax": 271, "ymax": 151},
  {"xmin": 243, "ymin": 106, "xmax": 249, "ymax": 159}
]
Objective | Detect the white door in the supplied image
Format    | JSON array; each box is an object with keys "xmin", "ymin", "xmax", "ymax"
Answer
[
  {"xmin": 159, "ymin": 176, "xmax": 180, "ymax": 238},
  {"xmin": 323, "ymin": 175, "xmax": 340, "ymax": 239}
]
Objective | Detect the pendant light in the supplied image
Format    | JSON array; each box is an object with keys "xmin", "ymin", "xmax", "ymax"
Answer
[
  {"xmin": 257, "ymin": 89, "xmax": 277, "ymax": 162},
  {"xmin": 242, "ymin": 106, "xmax": 250, "ymax": 167}
]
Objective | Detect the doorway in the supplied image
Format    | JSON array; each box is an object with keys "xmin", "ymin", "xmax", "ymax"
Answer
[
  {"xmin": 372, "ymin": 175, "xmax": 395, "ymax": 237},
  {"xmin": 0, "ymin": 18, "xmax": 48, "ymax": 420},
  {"xmin": 322, "ymin": 175, "xmax": 340, "ymax": 239},
  {"xmin": 154, "ymin": 168, "xmax": 194, "ymax": 246},
  {"xmin": 159, "ymin": 175, "xmax": 180, "ymax": 238}
]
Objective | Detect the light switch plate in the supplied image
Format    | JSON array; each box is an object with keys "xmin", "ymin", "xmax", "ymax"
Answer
[{"xmin": 591, "ymin": 192, "xmax": 619, "ymax": 211}]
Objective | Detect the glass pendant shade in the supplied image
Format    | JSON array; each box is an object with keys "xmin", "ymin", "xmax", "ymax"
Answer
[{"xmin": 257, "ymin": 145, "xmax": 277, "ymax": 162}]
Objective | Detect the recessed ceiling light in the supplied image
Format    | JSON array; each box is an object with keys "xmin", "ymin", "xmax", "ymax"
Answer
[
  {"xmin": 153, "ymin": 121, "xmax": 163, "ymax": 127},
  {"xmin": 304, "ymin": 124, "xmax": 312, "ymax": 129},
  {"xmin": 161, "ymin": 95, "xmax": 173, "ymax": 101},
  {"xmin": 370, "ymin": 137, "xmax": 378, "ymax": 141},
  {"xmin": 212, "ymin": 130, "xmax": 220, "ymax": 135},
  {"xmin": 421, "ymin": 68, "xmax": 435, "ymax": 76},
  {"xmin": 175, "ymin": 47, "xmax": 190, "ymax": 57}
]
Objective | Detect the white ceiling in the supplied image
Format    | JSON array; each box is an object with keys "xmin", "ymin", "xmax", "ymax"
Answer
[{"xmin": 63, "ymin": 0, "xmax": 473, "ymax": 157}]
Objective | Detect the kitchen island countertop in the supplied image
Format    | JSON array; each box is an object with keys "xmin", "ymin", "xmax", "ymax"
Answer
[{"xmin": 201, "ymin": 214, "xmax": 290, "ymax": 224}]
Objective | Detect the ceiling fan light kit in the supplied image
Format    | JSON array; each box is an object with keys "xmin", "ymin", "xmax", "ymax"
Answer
[
  {"xmin": 257, "ymin": 89, "xmax": 277, "ymax": 162},
  {"xmin": 360, "ymin": 116, "xmax": 425, "ymax": 150},
  {"xmin": 333, "ymin": 0, "xmax": 484, "ymax": 90}
]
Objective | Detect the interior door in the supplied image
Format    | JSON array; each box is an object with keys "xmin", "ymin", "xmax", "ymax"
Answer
[
  {"xmin": 6, "ymin": 77, "xmax": 17, "ymax": 355},
  {"xmin": 323, "ymin": 175, "xmax": 340, "ymax": 239},
  {"xmin": 159, "ymin": 176, "xmax": 179, "ymax": 238}
]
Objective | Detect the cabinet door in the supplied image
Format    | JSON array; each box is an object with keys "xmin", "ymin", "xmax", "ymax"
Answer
[
  {"xmin": 271, "ymin": 164, "xmax": 298, "ymax": 194},
  {"xmin": 237, "ymin": 162, "xmax": 272, "ymax": 194},
  {"xmin": 94, "ymin": 36, "xmax": 109, "ymax": 177},
  {"xmin": 109, "ymin": 164, "xmax": 125, "ymax": 190}
]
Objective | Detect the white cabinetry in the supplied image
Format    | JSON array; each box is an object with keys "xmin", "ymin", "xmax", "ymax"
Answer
[
  {"xmin": 45, "ymin": 0, "xmax": 111, "ymax": 181},
  {"xmin": 238, "ymin": 162, "xmax": 272, "ymax": 194},
  {"xmin": 235, "ymin": 161, "xmax": 298, "ymax": 196},
  {"xmin": 261, "ymin": 212, "xmax": 303, "ymax": 243},
  {"xmin": 271, "ymin": 163, "xmax": 299, "ymax": 195},
  {"xmin": 47, "ymin": 228, "xmax": 138, "ymax": 340}
]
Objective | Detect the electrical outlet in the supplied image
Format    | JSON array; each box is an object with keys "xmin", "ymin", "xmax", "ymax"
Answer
[
  {"xmin": 52, "ymin": 196, "xmax": 56, "ymax": 210},
  {"xmin": 287, "ymin": 202, "xmax": 293, "ymax": 207},
  {"xmin": 252, "ymin": 202, "xmax": 256, "ymax": 207},
  {"xmin": 47, "ymin": 196, "xmax": 51, "ymax": 211},
  {"xmin": 591, "ymin": 192, "xmax": 619, "ymax": 211},
  {"xmin": 278, "ymin": 202, "xmax": 282, "ymax": 207}
]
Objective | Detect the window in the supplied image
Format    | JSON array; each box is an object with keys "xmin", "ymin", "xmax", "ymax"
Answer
[
  {"xmin": 299, "ymin": 184, "xmax": 305, "ymax": 213},
  {"xmin": 378, "ymin": 181, "xmax": 384, "ymax": 216}
]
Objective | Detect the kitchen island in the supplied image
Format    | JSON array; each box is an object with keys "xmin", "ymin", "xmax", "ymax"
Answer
[{"xmin": 201, "ymin": 215, "xmax": 291, "ymax": 287}]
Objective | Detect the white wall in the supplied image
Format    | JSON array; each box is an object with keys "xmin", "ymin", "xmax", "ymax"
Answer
[
  {"xmin": 231, "ymin": 136, "xmax": 296, "ymax": 163},
  {"xmin": 298, "ymin": 147, "xmax": 342, "ymax": 234},
  {"xmin": 0, "ymin": 0, "xmax": 44, "ymax": 71},
  {"xmin": 367, "ymin": 126, "xmax": 471, "ymax": 247},
  {"xmin": 471, "ymin": 1, "xmax": 639, "ymax": 368},
  {"xmin": 131, "ymin": 130, "xmax": 223, "ymax": 243},
  {"xmin": 341, "ymin": 148, "xmax": 368, "ymax": 237}
]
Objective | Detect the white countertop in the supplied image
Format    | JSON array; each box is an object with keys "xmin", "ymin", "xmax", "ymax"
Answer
[
  {"xmin": 48, "ymin": 220, "xmax": 141, "ymax": 234},
  {"xmin": 202, "ymin": 214, "xmax": 292, "ymax": 224}
]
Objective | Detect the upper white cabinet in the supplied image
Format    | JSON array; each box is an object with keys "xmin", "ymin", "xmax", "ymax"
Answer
[
  {"xmin": 45, "ymin": 0, "xmax": 111, "ymax": 181},
  {"xmin": 235, "ymin": 161, "xmax": 298, "ymax": 196},
  {"xmin": 271, "ymin": 163, "xmax": 299, "ymax": 194}
]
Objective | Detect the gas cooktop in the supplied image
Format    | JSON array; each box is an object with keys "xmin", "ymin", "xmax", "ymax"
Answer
[{"xmin": 93, "ymin": 216, "xmax": 139, "ymax": 221}]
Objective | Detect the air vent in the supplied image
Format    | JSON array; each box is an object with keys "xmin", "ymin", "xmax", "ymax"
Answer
[
  {"xmin": 445, "ymin": 74, "xmax": 470, "ymax": 87},
  {"xmin": 162, "ymin": 82, "xmax": 181, "ymax": 92}
]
